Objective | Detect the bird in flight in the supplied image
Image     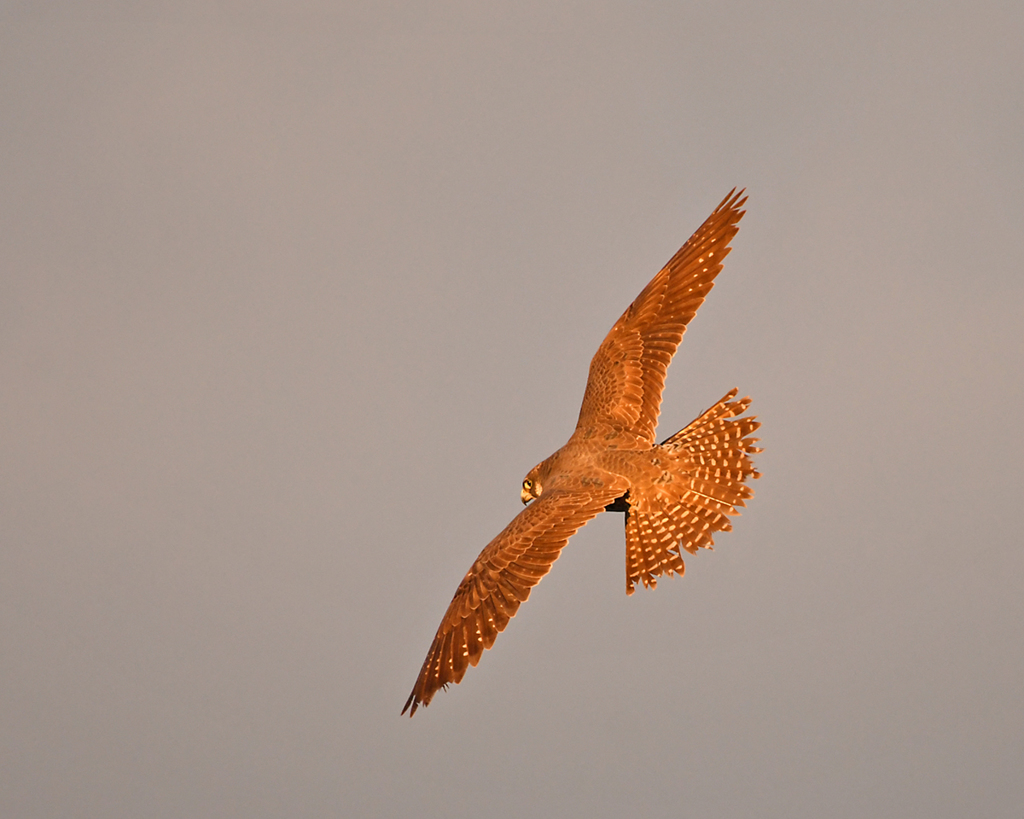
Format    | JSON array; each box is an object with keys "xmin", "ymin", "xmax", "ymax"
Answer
[{"xmin": 403, "ymin": 189, "xmax": 761, "ymax": 716}]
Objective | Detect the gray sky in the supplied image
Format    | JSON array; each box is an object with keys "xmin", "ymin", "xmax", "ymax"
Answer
[{"xmin": 3, "ymin": 2, "xmax": 1022, "ymax": 817}]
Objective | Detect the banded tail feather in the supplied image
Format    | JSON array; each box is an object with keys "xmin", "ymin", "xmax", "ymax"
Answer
[{"xmin": 625, "ymin": 389, "xmax": 761, "ymax": 594}]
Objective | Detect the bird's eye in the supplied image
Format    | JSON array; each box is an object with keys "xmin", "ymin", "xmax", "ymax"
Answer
[{"xmin": 523, "ymin": 479, "xmax": 533, "ymax": 490}]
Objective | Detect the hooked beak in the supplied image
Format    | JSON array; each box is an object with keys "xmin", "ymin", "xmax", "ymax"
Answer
[{"xmin": 520, "ymin": 488, "xmax": 531, "ymax": 505}]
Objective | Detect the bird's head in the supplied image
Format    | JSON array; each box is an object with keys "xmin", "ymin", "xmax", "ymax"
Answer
[{"xmin": 521, "ymin": 464, "xmax": 544, "ymax": 505}]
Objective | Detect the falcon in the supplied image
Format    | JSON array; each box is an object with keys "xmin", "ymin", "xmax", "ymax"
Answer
[{"xmin": 403, "ymin": 189, "xmax": 761, "ymax": 716}]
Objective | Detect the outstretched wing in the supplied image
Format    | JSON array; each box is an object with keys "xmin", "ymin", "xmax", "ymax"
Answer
[
  {"xmin": 575, "ymin": 189, "xmax": 747, "ymax": 444},
  {"xmin": 403, "ymin": 487, "xmax": 620, "ymax": 716}
]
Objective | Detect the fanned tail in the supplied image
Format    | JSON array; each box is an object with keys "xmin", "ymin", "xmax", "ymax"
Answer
[{"xmin": 625, "ymin": 389, "xmax": 761, "ymax": 594}]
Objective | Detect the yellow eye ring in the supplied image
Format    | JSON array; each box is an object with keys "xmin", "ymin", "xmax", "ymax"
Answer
[{"xmin": 523, "ymin": 478, "xmax": 533, "ymax": 490}]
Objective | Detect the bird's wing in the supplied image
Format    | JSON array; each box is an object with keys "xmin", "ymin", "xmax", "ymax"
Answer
[
  {"xmin": 403, "ymin": 487, "xmax": 620, "ymax": 716},
  {"xmin": 575, "ymin": 189, "xmax": 747, "ymax": 444}
]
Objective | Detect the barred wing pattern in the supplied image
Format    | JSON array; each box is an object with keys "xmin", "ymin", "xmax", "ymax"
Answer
[
  {"xmin": 402, "ymin": 487, "xmax": 621, "ymax": 716},
  {"xmin": 576, "ymin": 190, "xmax": 746, "ymax": 443},
  {"xmin": 403, "ymin": 190, "xmax": 760, "ymax": 716}
]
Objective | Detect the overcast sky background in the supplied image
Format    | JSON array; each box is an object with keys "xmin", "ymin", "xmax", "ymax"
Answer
[{"xmin": 3, "ymin": 2, "xmax": 1022, "ymax": 817}]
